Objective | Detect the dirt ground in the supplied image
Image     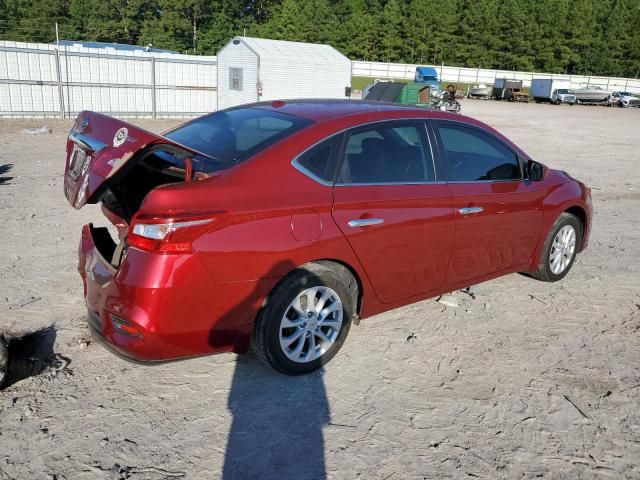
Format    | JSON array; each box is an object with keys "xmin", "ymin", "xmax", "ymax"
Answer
[{"xmin": 0, "ymin": 101, "xmax": 639, "ymax": 480}]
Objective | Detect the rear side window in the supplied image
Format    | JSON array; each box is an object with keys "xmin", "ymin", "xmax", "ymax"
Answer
[
  {"xmin": 435, "ymin": 124, "xmax": 521, "ymax": 181},
  {"xmin": 296, "ymin": 142, "xmax": 335, "ymax": 182},
  {"xmin": 339, "ymin": 124, "xmax": 434, "ymax": 184}
]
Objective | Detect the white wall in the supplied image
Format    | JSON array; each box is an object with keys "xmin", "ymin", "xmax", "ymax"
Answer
[
  {"xmin": 0, "ymin": 40, "xmax": 217, "ymax": 117},
  {"xmin": 260, "ymin": 58, "xmax": 351, "ymax": 101},
  {"xmin": 352, "ymin": 60, "xmax": 640, "ymax": 93},
  {"xmin": 216, "ymin": 40, "xmax": 258, "ymax": 110}
]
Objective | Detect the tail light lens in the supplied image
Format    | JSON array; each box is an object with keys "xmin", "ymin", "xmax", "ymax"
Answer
[{"xmin": 128, "ymin": 211, "xmax": 228, "ymax": 254}]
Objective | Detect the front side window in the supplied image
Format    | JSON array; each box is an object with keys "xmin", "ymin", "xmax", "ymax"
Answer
[
  {"xmin": 435, "ymin": 123, "xmax": 521, "ymax": 181},
  {"xmin": 229, "ymin": 67, "xmax": 243, "ymax": 91},
  {"xmin": 339, "ymin": 124, "xmax": 434, "ymax": 184}
]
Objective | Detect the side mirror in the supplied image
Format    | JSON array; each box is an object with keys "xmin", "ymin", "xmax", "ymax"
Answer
[{"xmin": 527, "ymin": 160, "xmax": 544, "ymax": 181}]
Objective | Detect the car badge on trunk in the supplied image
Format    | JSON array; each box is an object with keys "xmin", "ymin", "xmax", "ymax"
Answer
[{"xmin": 113, "ymin": 127, "xmax": 129, "ymax": 147}]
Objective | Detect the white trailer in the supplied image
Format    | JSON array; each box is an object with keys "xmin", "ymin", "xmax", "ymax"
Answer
[
  {"xmin": 531, "ymin": 78, "xmax": 575, "ymax": 104},
  {"xmin": 216, "ymin": 37, "xmax": 352, "ymax": 110}
]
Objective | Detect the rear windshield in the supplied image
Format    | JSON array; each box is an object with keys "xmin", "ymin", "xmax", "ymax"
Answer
[{"xmin": 162, "ymin": 108, "xmax": 313, "ymax": 172}]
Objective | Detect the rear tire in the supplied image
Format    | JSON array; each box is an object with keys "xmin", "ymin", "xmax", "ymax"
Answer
[
  {"xmin": 251, "ymin": 263, "xmax": 355, "ymax": 375},
  {"xmin": 530, "ymin": 213, "xmax": 582, "ymax": 282}
]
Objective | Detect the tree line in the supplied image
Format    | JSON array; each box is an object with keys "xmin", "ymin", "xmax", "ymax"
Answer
[{"xmin": 1, "ymin": 0, "xmax": 639, "ymax": 78}]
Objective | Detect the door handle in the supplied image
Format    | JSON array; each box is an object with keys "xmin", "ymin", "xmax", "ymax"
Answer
[
  {"xmin": 348, "ymin": 218, "xmax": 384, "ymax": 228},
  {"xmin": 458, "ymin": 207, "xmax": 484, "ymax": 215}
]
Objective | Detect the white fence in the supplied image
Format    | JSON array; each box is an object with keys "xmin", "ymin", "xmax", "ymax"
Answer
[
  {"xmin": 352, "ymin": 60, "xmax": 640, "ymax": 93},
  {"xmin": 0, "ymin": 41, "xmax": 217, "ymax": 118},
  {"xmin": 3, "ymin": 40, "xmax": 640, "ymax": 118}
]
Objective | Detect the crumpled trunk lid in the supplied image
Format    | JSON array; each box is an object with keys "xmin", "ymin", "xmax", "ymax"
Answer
[{"xmin": 64, "ymin": 111, "xmax": 199, "ymax": 209}]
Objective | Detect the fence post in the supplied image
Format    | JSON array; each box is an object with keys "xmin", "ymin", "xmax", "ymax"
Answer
[
  {"xmin": 54, "ymin": 49, "xmax": 65, "ymax": 118},
  {"xmin": 151, "ymin": 57, "xmax": 157, "ymax": 118},
  {"xmin": 624, "ymin": 78, "xmax": 629, "ymax": 90}
]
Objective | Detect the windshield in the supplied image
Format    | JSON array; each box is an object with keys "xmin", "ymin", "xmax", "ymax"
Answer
[
  {"xmin": 162, "ymin": 108, "xmax": 313, "ymax": 172},
  {"xmin": 557, "ymin": 89, "xmax": 574, "ymax": 94},
  {"xmin": 619, "ymin": 92, "xmax": 634, "ymax": 96}
]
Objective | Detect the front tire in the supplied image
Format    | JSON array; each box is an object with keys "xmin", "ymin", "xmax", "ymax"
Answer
[
  {"xmin": 251, "ymin": 263, "xmax": 355, "ymax": 375},
  {"xmin": 530, "ymin": 213, "xmax": 582, "ymax": 282}
]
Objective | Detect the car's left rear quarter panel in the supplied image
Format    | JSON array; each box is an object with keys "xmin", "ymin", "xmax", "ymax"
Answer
[{"xmin": 149, "ymin": 121, "xmax": 380, "ymax": 351}]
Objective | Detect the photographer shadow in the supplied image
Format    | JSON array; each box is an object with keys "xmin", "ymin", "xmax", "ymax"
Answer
[
  {"xmin": 217, "ymin": 261, "xmax": 330, "ymax": 480},
  {"xmin": 222, "ymin": 356, "xmax": 328, "ymax": 480}
]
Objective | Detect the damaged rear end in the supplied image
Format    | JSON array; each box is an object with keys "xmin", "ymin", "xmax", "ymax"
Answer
[
  {"xmin": 64, "ymin": 107, "xmax": 315, "ymax": 362},
  {"xmin": 65, "ymin": 112, "xmax": 229, "ymax": 360}
]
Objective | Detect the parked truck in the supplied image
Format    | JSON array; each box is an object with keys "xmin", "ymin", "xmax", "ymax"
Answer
[
  {"xmin": 492, "ymin": 78, "xmax": 524, "ymax": 100},
  {"xmin": 530, "ymin": 79, "xmax": 577, "ymax": 105},
  {"xmin": 414, "ymin": 66, "xmax": 440, "ymax": 90}
]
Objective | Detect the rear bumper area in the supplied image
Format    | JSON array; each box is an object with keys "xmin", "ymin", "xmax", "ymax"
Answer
[
  {"xmin": 78, "ymin": 224, "xmax": 273, "ymax": 361},
  {"xmin": 86, "ymin": 310, "xmax": 162, "ymax": 364}
]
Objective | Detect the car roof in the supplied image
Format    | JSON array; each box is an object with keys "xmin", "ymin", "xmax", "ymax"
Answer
[{"xmin": 237, "ymin": 99, "xmax": 436, "ymax": 122}]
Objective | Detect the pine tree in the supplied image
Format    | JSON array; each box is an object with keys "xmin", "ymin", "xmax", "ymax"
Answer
[
  {"xmin": 452, "ymin": 0, "xmax": 500, "ymax": 68},
  {"xmin": 0, "ymin": 0, "xmax": 638, "ymax": 77},
  {"xmin": 341, "ymin": 0, "xmax": 378, "ymax": 59},
  {"xmin": 257, "ymin": 0, "xmax": 306, "ymax": 41},
  {"xmin": 379, "ymin": 0, "xmax": 403, "ymax": 62}
]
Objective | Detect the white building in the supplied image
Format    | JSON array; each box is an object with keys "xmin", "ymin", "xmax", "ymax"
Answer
[{"xmin": 216, "ymin": 37, "xmax": 352, "ymax": 110}]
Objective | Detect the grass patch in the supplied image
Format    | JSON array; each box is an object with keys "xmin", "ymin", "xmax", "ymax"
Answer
[{"xmin": 351, "ymin": 76, "xmax": 409, "ymax": 90}]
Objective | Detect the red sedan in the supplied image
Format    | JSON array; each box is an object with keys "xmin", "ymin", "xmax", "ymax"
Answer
[{"xmin": 64, "ymin": 100, "xmax": 592, "ymax": 374}]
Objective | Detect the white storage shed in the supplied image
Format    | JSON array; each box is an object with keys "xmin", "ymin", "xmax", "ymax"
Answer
[{"xmin": 217, "ymin": 37, "xmax": 352, "ymax": 110}]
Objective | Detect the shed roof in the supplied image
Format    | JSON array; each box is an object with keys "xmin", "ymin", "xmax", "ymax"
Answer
[
  {"xmin": 230, "ymin": 37, "xmax": 350, "ymax": 64},
  {"xmin": 58, "ymin": 40, "xmax": 177, "ymax": 54}
]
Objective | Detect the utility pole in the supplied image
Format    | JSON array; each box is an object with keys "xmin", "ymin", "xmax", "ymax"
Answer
[
  {"xmin": 193, "ymin": 15, "xmax": 197, "ymax": 53},
  {"xmin": 55, "ymin": 22, "xmax": 59, "ymax": 47}
]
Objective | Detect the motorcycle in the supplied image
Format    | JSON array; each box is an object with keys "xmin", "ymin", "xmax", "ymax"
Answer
[{"xmin": 429, "ymin": 89, "xmax": 462, "ymax": 114}]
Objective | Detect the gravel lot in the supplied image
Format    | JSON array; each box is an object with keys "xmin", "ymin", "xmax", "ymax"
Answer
[{"xmin": 0, "ymin": 101, "xmax": 639, "ymax": 480}]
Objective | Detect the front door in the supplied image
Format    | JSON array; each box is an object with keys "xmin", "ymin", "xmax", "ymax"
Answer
[
  {"xmin": 331, "ymin": 121, "xmax": 455, "ymax": 304},
  {"xmin": 431, "ymin": 120, "xmax": 545, "ymax": 287}
]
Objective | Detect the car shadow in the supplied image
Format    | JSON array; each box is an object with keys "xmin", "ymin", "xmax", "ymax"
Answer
[
  {"xmin": 215, "ymin": 260, "xmax": 330, "ymax": 479},
  {"xmin": 0, "ymin": 163, "xmax": 13, "ymax": 185}
]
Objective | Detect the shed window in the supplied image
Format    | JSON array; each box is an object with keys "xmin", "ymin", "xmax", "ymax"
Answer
[{"xmin": 229, "ymin": 67, "xmax": 243, "ymax": 91}]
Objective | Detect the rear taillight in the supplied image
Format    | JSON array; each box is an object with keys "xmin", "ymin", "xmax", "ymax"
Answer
[{"xmin": 127, "ymin": 211, "xmax": 228, "ymax": 254}]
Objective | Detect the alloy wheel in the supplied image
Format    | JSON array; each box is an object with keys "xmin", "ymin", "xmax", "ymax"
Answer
[
  {"xmin": 279, "ymin": 286, "xmax": 343, "ymax": 363},
  {"xmin": 549, "ymin": 225, "xmax": 576, "ymax": 274}
]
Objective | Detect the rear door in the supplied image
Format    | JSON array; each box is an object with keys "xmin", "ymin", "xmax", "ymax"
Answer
[
  {"xmin": 430, "ymin": 120, "xmax": 545, "ymax": 287},
  {"xmin": 331, "ymin": 121, "xmax": 455, "ymax": 304}
]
